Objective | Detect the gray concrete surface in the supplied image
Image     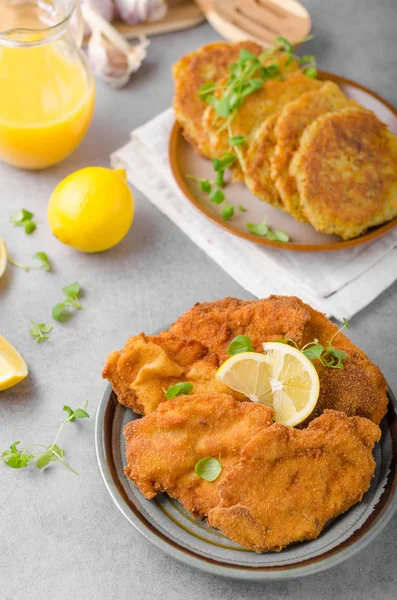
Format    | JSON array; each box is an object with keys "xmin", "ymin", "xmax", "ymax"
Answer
[{"xmin": 1, "ymin": 1, "xmax": 397, "ymax": 598}]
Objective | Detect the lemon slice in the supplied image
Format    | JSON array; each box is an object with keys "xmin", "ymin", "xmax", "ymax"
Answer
[
  {"xmin": 0, "ymin": 335, "xmax": 28, "ymax": 391},
  {"xmin": 0, "ymin": 236, "xmax": 7, "ymax": 278},
  {"xmin": 216, "ymin": 343, "xmax": 319, "ymax": 426}
]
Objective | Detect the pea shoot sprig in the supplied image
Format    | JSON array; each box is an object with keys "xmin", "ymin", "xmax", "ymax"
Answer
[
  {"xmin": 186, "ymin": 153, "xmax": 237, "ymax": 221},
  {"xmin": 277, "ymin": 319, "xmax": 350, "ymax": 370},
  {"xmin": 1, "ymin": 401, "xmax": 89, "ymax": 474},
  {"xmin": 8, "ymin": 251, "xmax": 50, "ymax": 272},
  {"xmin": 198, "ymin": 47, "xmax": 280, "ymax": 133},
  {"xmin": 10, "ymin": 209, "xmax": 38, "ymax": 234},
  {"xmin": 247, "ymin": 218, "xmax": 289, "ymax": 243},
  {"xmin": 29, "ymin": 319, "xmax": 53, "ymax": 344},
  {"xmin": 53, "ymin": 282, "xmax": 83, "ymax": 322}
]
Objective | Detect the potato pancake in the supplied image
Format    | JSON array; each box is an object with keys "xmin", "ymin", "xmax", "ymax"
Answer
[
  {"xmin": 173, "ymin": 41, "xmax": 263, "ymax": 158},
  {"xmin": 290, "ymin": 107, "xmax": 397, "ymax": 239},
  {"xmin": 271, "ymin": 82, "xmax": 354, "ymax": 220},
  {"xmin": 237, "ymin": 73, "xmax": 322, "ymax": 194}
]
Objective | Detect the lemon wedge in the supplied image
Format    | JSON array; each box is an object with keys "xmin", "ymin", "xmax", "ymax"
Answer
[
  {"xmin": 216, "ymin": 342, "xmax": 319, "ymax": 426},
  {"xmin": 0, "ymin": 236, "xmax": 7, "ymax": 278},
  {"xmin": 0, "ymin": 335, "xmax": 28, "ymax": 391}
]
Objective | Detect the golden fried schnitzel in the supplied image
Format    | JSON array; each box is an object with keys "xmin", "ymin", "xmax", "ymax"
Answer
[
  {"xmin": 124, "ymin": 393, "xmax": 274, "ymax": 518},
  {"xmin": 173, "ymin": 41, "xmax": 263, "ymax": 158},
  {"xmin": 290, "ymin": 107, "xmax": 397, "ymax": 239},
  {"xmin": 208, "ymin": 410, "xmax": 381, "ymax": 552},
  {"xmin": 271, "ymin": 81, "xmax": 354, "ymax": 220},
  {"xmin": 169, "ymin": 296, "xmax": 388, "ymax": 424},
  {"xmin": 102, "ymin": 332, "xmax": 246, "ymax": 415}
]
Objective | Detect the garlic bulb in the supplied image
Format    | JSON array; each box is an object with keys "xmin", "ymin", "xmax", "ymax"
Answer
[
  {"xmin": 82, "ymin": 5, "xmax": 149, "ymax": 88},
  {"xmin": 115, "ymin": 0, "xmax": 168, "ymax": 25}
]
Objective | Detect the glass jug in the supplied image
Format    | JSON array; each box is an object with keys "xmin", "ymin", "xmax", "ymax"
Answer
[{"xmin": 0, "ymin": 0, "xmax": 95, "ymax": 169}]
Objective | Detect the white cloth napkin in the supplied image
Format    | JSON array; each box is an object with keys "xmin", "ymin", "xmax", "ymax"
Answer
[{"xmin": 111, "ymin": 109, "xmax": 397, "ymax": 321}]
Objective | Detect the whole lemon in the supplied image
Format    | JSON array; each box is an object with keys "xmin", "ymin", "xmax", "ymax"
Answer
[{"xmin": 48, "ymin": 167, "xmax": 134, "ymax": 252}]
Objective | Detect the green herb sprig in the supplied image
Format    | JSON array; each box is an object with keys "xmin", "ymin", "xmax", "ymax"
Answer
[
  {"xmin": 164, "ymin": 382, "xmax": 193, "ymax": 399},
  {"xmin": 53, "ymin": 282, "xmax": 83, "ymax": 322},
  {"xmin": 277, "ymin": 318, "xmax": 350, "ymax": 369},
  {"xmin": 8, "ymin": 251, "xmax": 51, "ymax": 273},
  {"xmin": 194, "ymin": 456, "xmax": 222, "ymax": 481},
  {"xmin": 29, "ymin": 319, "xmax": 53, "ymax": 343},
  {"xmin": 198, "ymin": 48, "xmax": 280, "ymax": 132},
  {"xmin": 226, "ymin": 335, "xmax": 255, "ymax": 355},
  {"xmin": 1, "ymin": 401, "xmax": 89, "ymax": 473},
  {"xmin": 10, "ymin": 209, "xmax": 37, "ymax": 234},
  {"xmin": 247, "ymin": 218, "xmax": 289, "ymax": 243}
]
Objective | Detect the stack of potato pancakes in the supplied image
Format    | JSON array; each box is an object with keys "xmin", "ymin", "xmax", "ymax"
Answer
[{"xmin": 173, "ymin": 42, "xmax": 397, "ymax": 240}]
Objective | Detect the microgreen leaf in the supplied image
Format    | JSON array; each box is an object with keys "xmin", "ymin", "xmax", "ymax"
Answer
[
  {"xmin": 72, "ymin": 408, "xmax": 90, "ymax": 420},
  {"xmin": 239, "ymin": 48, "xmax": 257, "ymax": 63},
  {"xmin": 63, "ymin": 405, "xmax": 74, "ymax": 419},
  {"xmin": 273, "ymin": 230, "xmax": 290, "ymax": 242},
  {"xmin": 24, "ymin": 222, "xmax": 36, "ymax": 234},
  {"xmin": 247, "ymin": 220, "xmax": 269, "ymax": 236},
  {"xmin": 1, "ymin": 442, "xmax": 34, "ymax": 469},
  {"xmin": 198, "ymin": 81, "xmax": 218, "ymax": 100},
  {"xmin": 63, "ymin": 282, "xmax": 80, "ymax": 299},
  {"xmin": 209, "ymin": 189, "xmax": 225, "ymax": 205},
  {"xmin": 200, "ymin": 179, "xmax": 212, "ymax": 193},
  {"xmin": 32, "ymin": 252, "xmax": 50, "ymax": 271},
  {"xmin": 164, "ymin": 382, "xmax": 193, "ymax": 399},
  {"xmin": 275, "ymin": 36, "xmax": 293, "ymax": 55},
  {"xmin": 215, "ymin": 170, "xmax": 224, "ymax": 188},
  {"xmin": 302, "ymin": 344, "xmax": 325, "ymax": 361},
  {"xmin": 212, "ymin": 153, "xmax": 236, "ymax": 172},
  {"xmin": 228, "ymin": 136, "xmax": 245, "ymax": 147},
  {"xmin": 10, "ymin": 209, "xmax": 37, "ymax": 234},
  {"xmin": 238, "ymin": 204, "xmax": 247, "ymax": 213},
  {"xmin": 221, "ymin": 204, "xmax": 234, "ymax": 220},
  {"xmin": 226, "ymin": 335, "xmax": 255, "ymax": 355},
  {"xmin": 217, "ymin": 97, "xmax": 231, "ymax": 118},
  {"xmin": 35, "ymin": 453, "xmax": 52, "ymax": 470},
  {"xmin": 194, "ymin": 457, "xmax": 222, "ymax": 482},
  {"xmin": 28, "ymin": 319, "xmax": 53, "ymax": 343},
  {"xmin": 305, "ymin": 67, "xmax": 317, "ymax": 78},
  {"xmin": 52, "ymin": 303, "xmax": 67, "ymax": 322}
]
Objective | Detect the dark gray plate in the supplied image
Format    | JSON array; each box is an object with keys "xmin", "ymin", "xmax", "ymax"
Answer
[{"xmin": 95, "ymin": 383, "xmax": 397, "ymax": 580}]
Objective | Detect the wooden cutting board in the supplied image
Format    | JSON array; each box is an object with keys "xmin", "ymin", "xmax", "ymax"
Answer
[{"xmin": 114, "ymin": 0, "xmax": 205, "ymax": 40}]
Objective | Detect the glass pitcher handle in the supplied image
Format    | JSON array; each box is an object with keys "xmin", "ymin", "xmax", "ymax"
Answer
[{"xmin": 73, "ymin": 0, "xmax": 84, "ymax": 48}]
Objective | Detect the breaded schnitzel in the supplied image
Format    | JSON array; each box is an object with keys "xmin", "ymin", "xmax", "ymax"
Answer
[
  {"xmin": 169, "ymin": 296, "xmax": 388, "ymax": 424},
  {"xmin": 271, "ymin": 81, "xmax": 353, "ymax": 220},
  {"xmin": 173, "ymin": 41, "xmax": 263, "ymax": 158},
  {"xmin": 124, "ymin": 393, "xmax": 274, "ymax": 518},
  {"xmin": 102, "ymin": 332, "xmax": 246, "ymax": 415},
  {"xmin": 290, "ymin": 107, "xmax": 397, "ymax": 239},
  {"xmin": 208, "ymin": 410, "xmax": 381, "ymax": 552}
]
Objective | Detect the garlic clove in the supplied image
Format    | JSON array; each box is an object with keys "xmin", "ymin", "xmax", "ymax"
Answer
[
  {"xmin": 115, "ymin": 0, "xmax": 168, "ymax": 26},
  {"xmin": 82, "ymin": 4, "xmax": 149, "ymax": 88}
]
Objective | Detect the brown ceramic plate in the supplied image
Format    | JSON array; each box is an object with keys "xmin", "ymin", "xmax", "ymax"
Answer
[
  {"xmin": 96, "ymin": 380, "xmax": 397, "ymax": 580},
  {"xmin": 169, "ymin": 71, "xmax": 397, "ymax": 252}
]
